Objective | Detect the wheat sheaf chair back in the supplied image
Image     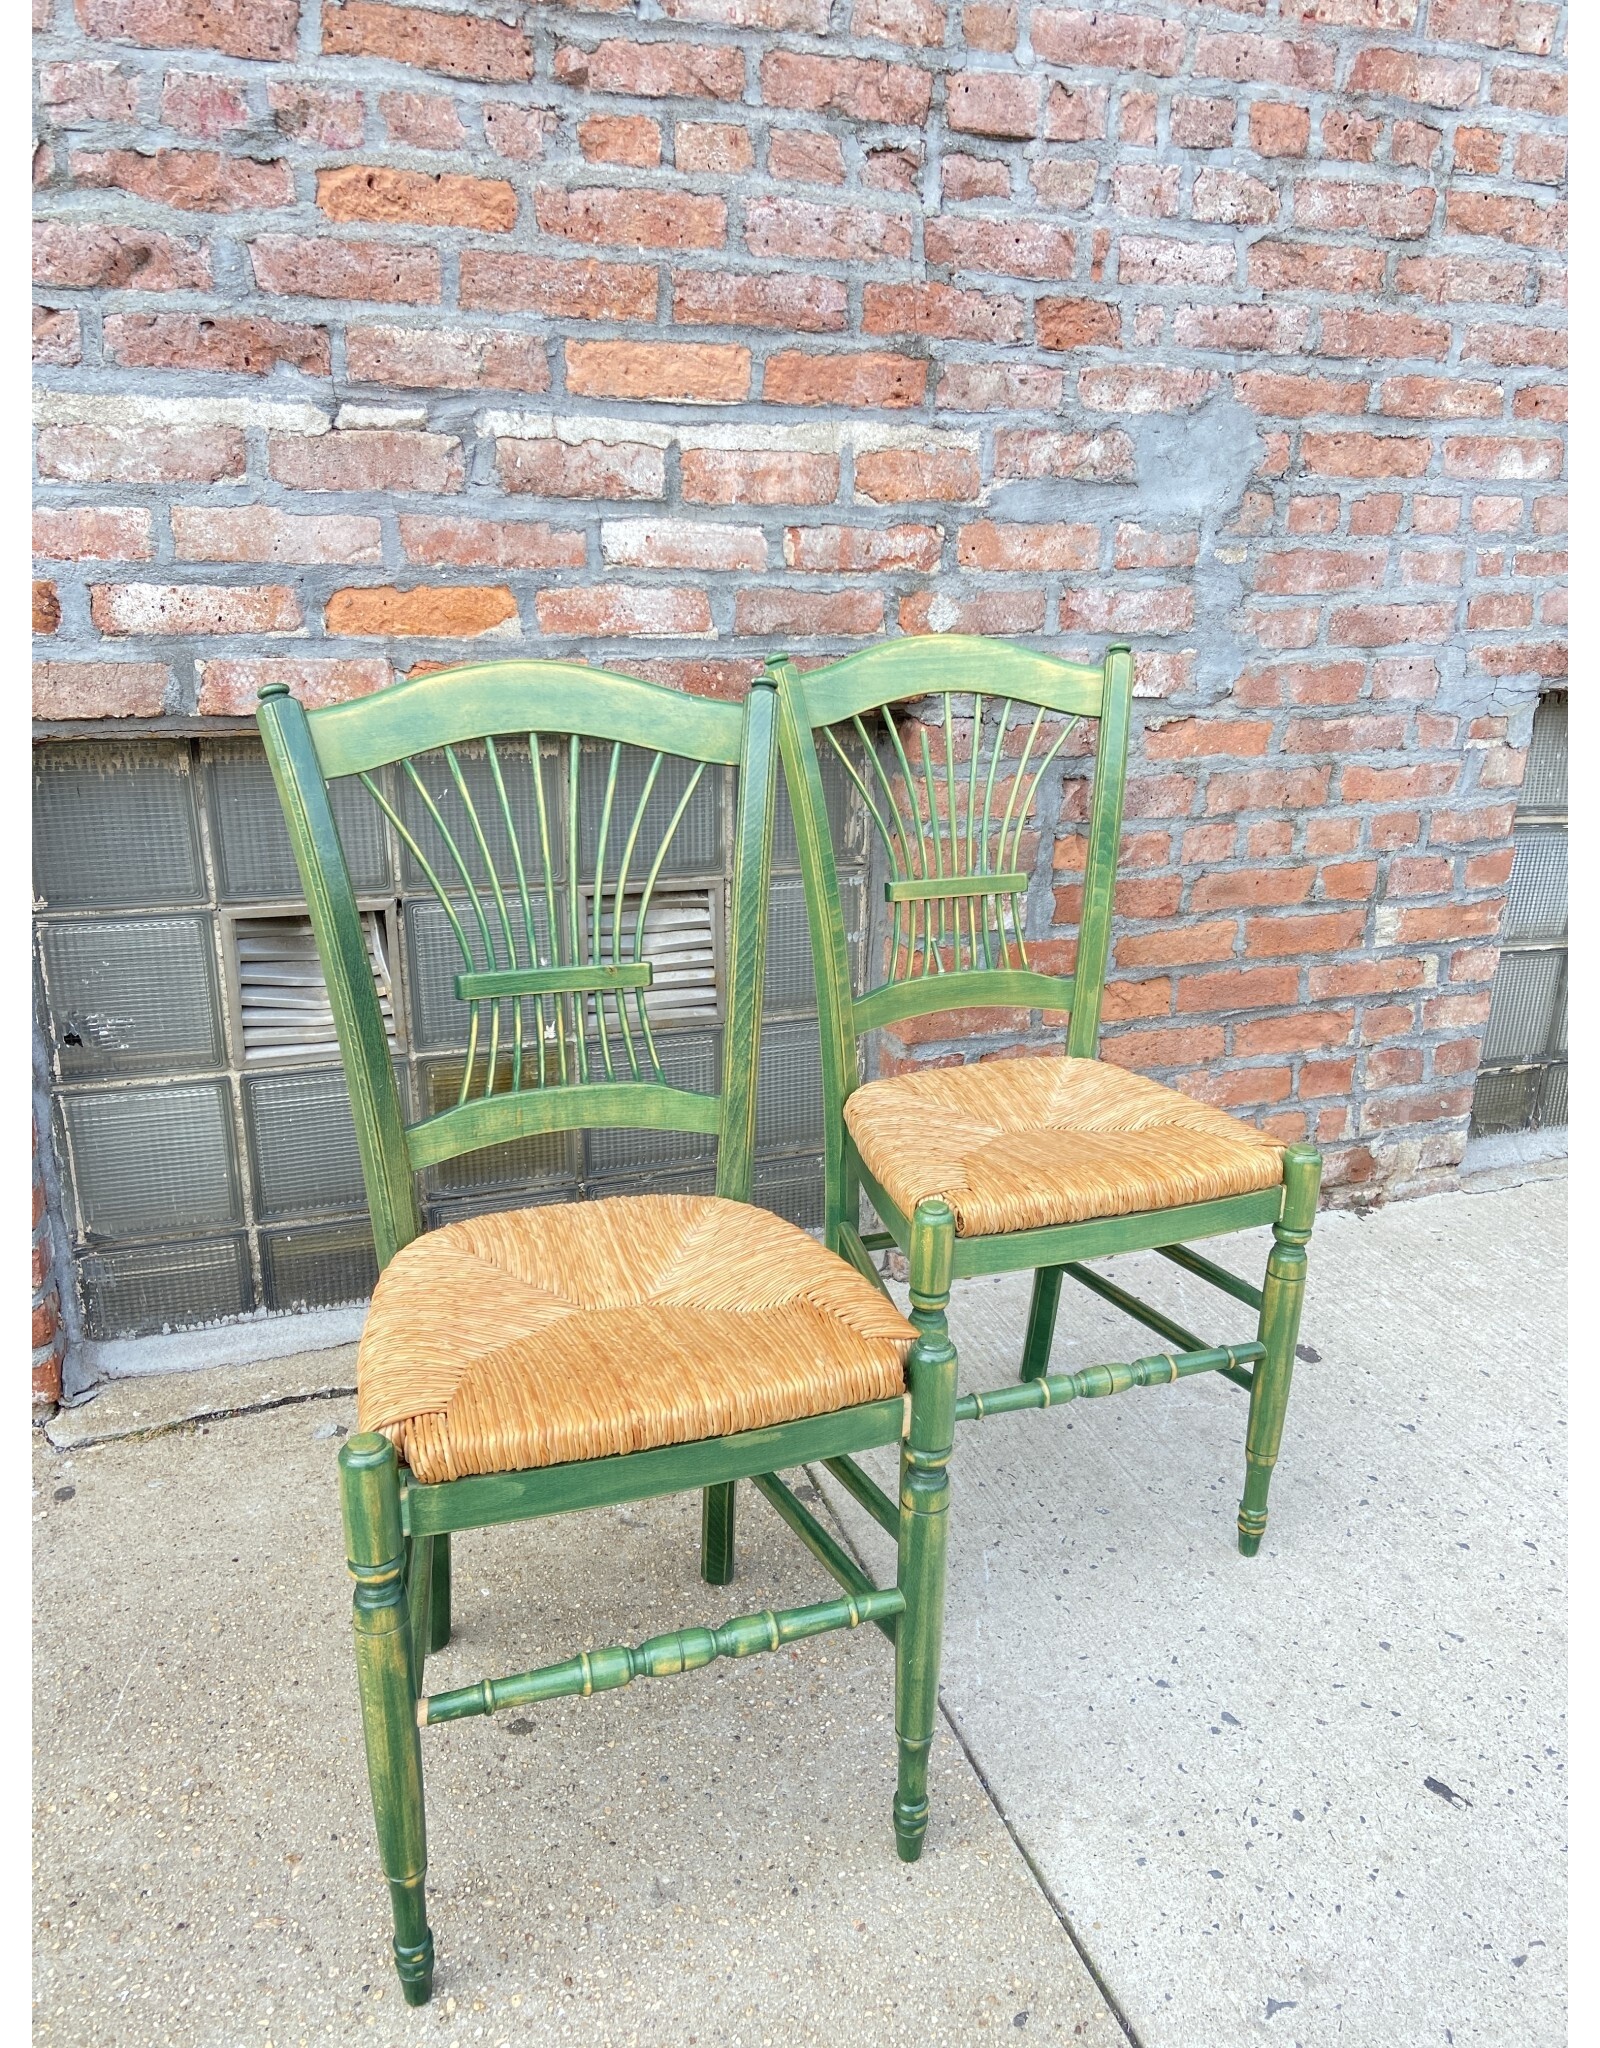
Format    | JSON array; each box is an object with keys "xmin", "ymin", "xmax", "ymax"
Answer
[
  {"xmin": 769, "ymin": 635, "xmax": 1133, "ymax": 1239},
  {"xmin": 257, "ymin": 661, "xmax": 777, "ymax": 1268}
]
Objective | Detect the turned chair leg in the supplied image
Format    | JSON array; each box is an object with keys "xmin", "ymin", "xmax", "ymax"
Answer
[
  {"xmin": 894, "ymin": 1198, "xmax": 957, "ymax": 1863},
  {"xmin": 700, "ymin": 1482, "xmax": 737, "ymax": 1586},
  {"xmin": 340, "ymin": 1434, "xmax": 434, "ymax": 2006},
  {"xmin": 1020, "ymin": 1264, "xmax": 1064, "ymax": 1382},
  {"xmin": 1238, "ymin": 1145, "xmax": 1322, "ymax": 1559},
  {"xmin": 428, "ymin": 1533, "xmax": 452, "ymax": 1654}
]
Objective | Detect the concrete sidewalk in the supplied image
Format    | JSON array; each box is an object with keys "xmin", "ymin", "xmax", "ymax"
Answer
[
  {"xmin": 822, "ymin": 1174, "xmax": 1568, "ymax": 2048},
  {"xmin": 34, "ymin": 1175, "xmax": 1565, "ymax": 2047}
]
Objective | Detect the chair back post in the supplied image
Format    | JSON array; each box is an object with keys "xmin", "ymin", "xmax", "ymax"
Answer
[
  {"xmin": 768, "ymin": 651, "xmax": 862, "ymax": 1248},
  {"xmin": 257, "ymin": 680, "xmax": 422, "ymax": 1268},
  {"xmin": 1065, "ymin": 642, "xmax": 1133, "ymax": 1060},
  {"xmin": 714, "ymin": 676, "xmax": 778, "ymax": 1204}
]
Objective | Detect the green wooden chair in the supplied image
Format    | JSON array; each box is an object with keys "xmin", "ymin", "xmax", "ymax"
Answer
[
  {"xmin": 257, "ymin": 661, "xmax": 962, "ymax": 2005},
  {"xmin": 769, "ymin": 636, "xmax": 1321, "ymax": 1557}
]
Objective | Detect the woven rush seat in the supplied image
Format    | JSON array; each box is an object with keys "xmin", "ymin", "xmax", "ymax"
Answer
[
  {"xmin": 359, "ymin": 1193, "xmax": 916, "ymax": 1485},
  {"xmin": 844, "ymin": 1056, "xmax": 1286, "ymax": 1240}
]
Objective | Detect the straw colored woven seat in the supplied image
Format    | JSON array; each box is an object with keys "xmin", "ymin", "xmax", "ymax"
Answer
[
  {"xmin": 358, "ymin": 1193, "xmax": 916, "ymax": 1485},
  {"xmin": 844, "ymin": 1056, "xmax": 1285, "ymax": 1240}
]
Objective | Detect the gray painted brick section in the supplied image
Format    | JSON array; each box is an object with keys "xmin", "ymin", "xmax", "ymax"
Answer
[{"xmin": 32, "ymin": 0, "xmax": 1566, "ymax": 1206}]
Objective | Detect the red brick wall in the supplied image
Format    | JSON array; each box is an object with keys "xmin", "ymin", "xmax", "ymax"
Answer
[{"xmin": 33, "ymin": 0, "xmax": 1566, "ymax": 1203}]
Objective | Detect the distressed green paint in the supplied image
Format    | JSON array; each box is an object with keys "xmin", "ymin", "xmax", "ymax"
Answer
[
  {"xmin": 715, "ymin": 675, "xmax": 777, "ymax": 1207},
  {"xmin": 405, "ymin": 1520, "xmax": 433, "ymax": 1694},
  {"xmin": 427, "ymin": 1534, "xmax": 451, "ymax": 1655},
  {"xmin": 844, "ymin": 1138, "xmax": 1289, "ymax": 1276},
  {"xmin": 771, "ymin": 635, "xmax": 1322, "ymax": 1560},
  {"xmin": 786, "ymin": 637, "xmax": 1106, "ymax": 728},
  {"xmin": 1019, "ymin": 1265, "xmax": 1065, "ymax": 1384},
  {"xmin": 885, "ymin": 871, "xmax": 1029, "ymax": 903},
  {"xmin": 1065, "ymin": 645, "xmax": 1132, "ymax": 1059},
  {"xmin": 1238, "ymin": 1144, "xmax": 1322, "ymax": 1557},
  {"xmin": 957, "ymin": 1340, "xmax": 1266, "ymax": 1422},
  {"xmin": 310, "ymin": 660, "xmax": 745, "ymax": 779},
  {"xmin": 404, "ymin": 1082, "xmax": 720, "ymax": 1171},
  {"xmin": 263, "ymin": 661, "xmax": 954, "ymax": 2006},
  {"xmin": 894, "ymin": 1198, "xmax": 957, "ymax": 1863},
  {"xmin": 340, "ymin": 1435, "xmax": 433, "ymax": 2007},
  {"xmin": 699, "ymin": 1480, "xmax": 737, "ymax": 1588},
  {"xmin": 421, "ymin": 1585, "xmax": 906, "ymax": 1726},
  {"xmin": 454, "ymin": 961, "xmax": 653, "ymax": 1001},
  {"xmin": 946, "ymin": 1187, "xmax": 1288, "ymax": 1277},
  {"xmin": 853, "ymin": 970, "xmax": 1075, "ymax": 1037},
  {"xmin": 771, "ymin": 653, "xmax": 859, "ymax": 1252},
  {"xmin": 403, "ymin": 1398, "xmax": 908, "ymax": 1537},
  {"xmin": 258, "ymin": 687, "xmax": 421, "ymax": 1269}
]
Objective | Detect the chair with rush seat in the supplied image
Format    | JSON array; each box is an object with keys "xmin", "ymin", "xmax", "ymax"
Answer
[
  {"xmin": 257, "ymin": 660, "xmax": 961, "ymax": 2004},
  {"xmin": 769, "ymin": 635, "xmax": 1321, "ymax": 1557}
]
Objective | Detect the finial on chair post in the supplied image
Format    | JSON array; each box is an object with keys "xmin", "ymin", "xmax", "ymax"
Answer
[
  {"xmin": 908, "ymin": 1197, "xmax": 956, "ymax": 1314},
  {"xmin": 1278, "ymin": 1143, "xmax": 1323, "ymax": 1240}
]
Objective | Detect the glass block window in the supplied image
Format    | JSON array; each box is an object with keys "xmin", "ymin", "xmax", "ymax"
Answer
[
  {"xmin": 33, "ymin": 734, "xmax": 864, "ymax": 1342},
  {"xmin": 1470, "ymin": 692, "xmax": 1567, "ymax": 1139}
]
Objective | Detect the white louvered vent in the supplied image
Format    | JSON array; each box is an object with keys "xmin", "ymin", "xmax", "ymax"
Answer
[
  {"xmin": 591, "ymin": 889, "xmax": 719, "ymax": 1025},
  {"xmin": 234, "ymin": 913, "xmax": 397, "ymax": 1062}
]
